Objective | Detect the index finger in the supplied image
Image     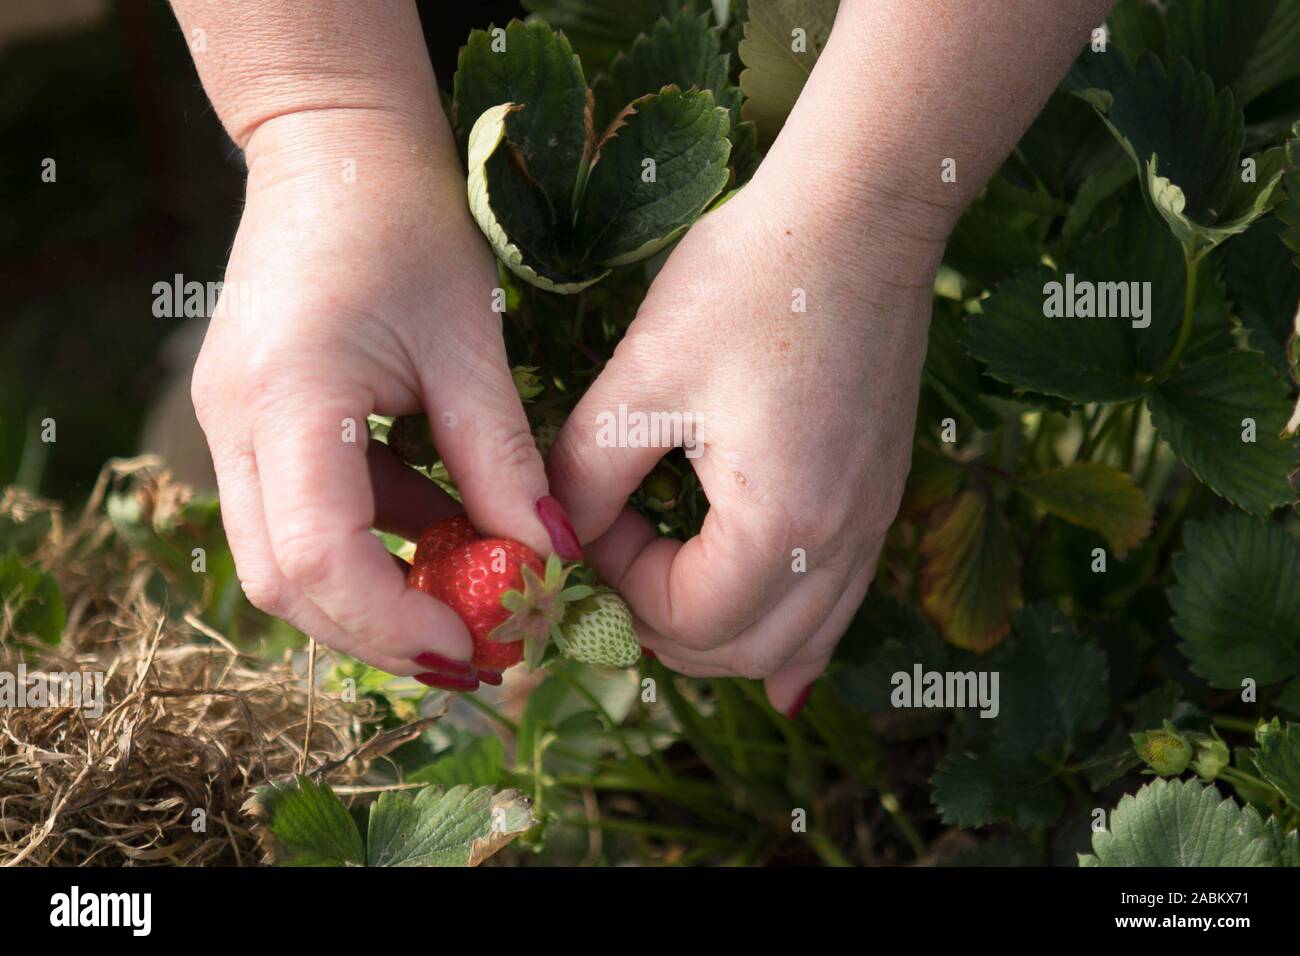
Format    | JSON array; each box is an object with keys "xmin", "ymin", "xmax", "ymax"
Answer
[{"xmin": 251, "ymin": 379, "xmax": 472, "ymax": 664}]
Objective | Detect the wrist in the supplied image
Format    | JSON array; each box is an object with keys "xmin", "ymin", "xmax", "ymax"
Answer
[{"xmin": 244, "ymin": 106, "xmax": 467, "ymax": 213}]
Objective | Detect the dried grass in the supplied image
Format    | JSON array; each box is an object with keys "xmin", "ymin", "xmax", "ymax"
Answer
[{"xmin": 0, "ymin": 458, "xmax": 372, "ymax": 866}]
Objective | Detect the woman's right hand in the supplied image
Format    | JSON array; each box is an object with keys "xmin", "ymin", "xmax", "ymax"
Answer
[{"xmin": 192, "ymin": 109, "xmax": 576, "ymax": 686}]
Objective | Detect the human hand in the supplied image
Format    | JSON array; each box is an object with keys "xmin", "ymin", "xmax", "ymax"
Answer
[
  {"xmin": 191, "ymin": 110, "xmax": 579, "ymax": 688},
  {"xmin": 545, "ymin": 168, "xmax": 950, "ymax": 716}
]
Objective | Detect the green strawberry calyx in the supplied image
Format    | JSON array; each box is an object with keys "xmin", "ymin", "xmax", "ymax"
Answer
[{"xmin": 491, "ymin": 553, "xmax": 594, "ymax": 669}]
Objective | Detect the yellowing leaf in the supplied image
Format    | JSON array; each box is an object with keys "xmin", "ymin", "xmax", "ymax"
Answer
[
  {"xmin": 1015, "ymin": 462, "xmax": 1153, "ymax": 557},
  {"xmin": 738, "ymin": 0, "xmax": 838, "ymax": 147},
  {"xmin": 919, "ymin": 489, "xmax": 1022, "ymax": 652}
]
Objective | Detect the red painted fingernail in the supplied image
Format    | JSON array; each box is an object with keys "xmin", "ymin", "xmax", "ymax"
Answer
[
  {"xmin": 535, "ymin": 495, "xmax": 583, "ymax": 560},
  {"xmin": 413, "ymin": 652, "xmax": 474, "ymax": 676},
  {"xmin": 641, "ymin": 647, "xmax": 657, "ymax": 661},
  {"xmin": 477, "ymin": 668, "xmax": 504, "ymax": 686},
  {"xmin": 414, "ymin": 671, "xmax": 480, "ymax": 691},
  {"xmin": 784, "ymin": 684, "xmax": 814, "ymax": 721}
]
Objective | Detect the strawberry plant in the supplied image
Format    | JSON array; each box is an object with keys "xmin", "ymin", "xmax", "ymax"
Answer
[
  {"xmin": 293, "ymin": 0, "xmax": 1300, "ymax": 868},
  {"xmin": 7, "ymin": 0, "xmax": 1288, "ymax": 868}
]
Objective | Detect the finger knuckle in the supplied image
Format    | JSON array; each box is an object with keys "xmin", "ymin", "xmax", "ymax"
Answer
[
  {"xmin": 239, "ymin": 575, "xmax": 288, "ymax": 616},
  {"xmin": 480, "ymin": 418, "xmax": 544, "ymax": 478},
  {"xmin": 731, "ymin": 644, "xmax": 794, "ymax": 680},
  {"xmin": 272, "ymin": 524, "xmax": 335, "ymax": 587}
]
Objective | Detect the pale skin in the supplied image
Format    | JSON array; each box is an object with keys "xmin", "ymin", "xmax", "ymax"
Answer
[{"xmin": 172, "ymin": 0, "xmax": 1114, "ymax": 709}]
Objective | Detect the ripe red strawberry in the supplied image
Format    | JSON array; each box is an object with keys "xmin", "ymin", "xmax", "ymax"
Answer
[
  {"xmin": 407, "ymin": 521, "xmax": 591, "ymax": 670},
  {"xmin": 413, "ymin": 514, "xmax": 479, "ymax": 567}
]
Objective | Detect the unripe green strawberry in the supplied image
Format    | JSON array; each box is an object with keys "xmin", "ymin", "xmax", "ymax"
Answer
[
  {"xmin": 557, "ymin": 591, "xmax": 641, "ymax": 668},
  {"xmin": 388, "ymin": 414, "xmax": 437, "ymax": 467},
  {"xmin": 1131, "ymin": 721, "xmax": 1192, "ymax": 776},
  {"xmin": 641, "ymin": 464, "xmax": 681, "ymax": 512}
]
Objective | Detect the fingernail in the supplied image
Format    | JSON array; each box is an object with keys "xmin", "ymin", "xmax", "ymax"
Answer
[
  {"xmin": 414, "ymin": 671, "xmax": 480, "ymax": 692},
  {"xmin": 641, "ymin": 648, "xmax": 657, "ymax": 661},
  {"xmin": 535, "ymin": 495, "xmax": 583, "ymax": 560},
  {"xmin": 784, "ymin": 683, "xmax": 814, "ymax": 721},
  {"xmin": 413, "ymin": 652, "xmax": 474, "ymax": 675},
  {"xmin": 477, "ymin": 668, "xmax": 503, "ymax": 686}
]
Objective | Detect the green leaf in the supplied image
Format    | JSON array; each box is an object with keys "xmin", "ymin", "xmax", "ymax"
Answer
[
  {"xmin": 1253, "ymin": 718, "xmax": 1300, "ymax": 811},
  {"xmin": 919, "ymin": 318, "xmax": 1002, "ymax": 433},
  {"xmin": 1262, "ymin": 815, "xmax": 1300, "ymax": 866},
  {"xmin": 408, "ymin": 736, "xmax": 506, "ymax": 789},
  {"xmin": 1014, "ymin": 462, "xmax": 1153, "ymax": 556},
  {"xmin": 575, "ymin": 87, "xmax": 731, "ymax": 266},
  {"xmin": 737, "ymin": 0, "xmax": 838, "ymax": 147},
  {"xmin": 0, "ymin": 550, "xmax": 64, "ymax": 645},
  {"xmin": 366, "ymin": 784, "xmax": 534, "ymax": 867},
  {"xmin": 1163, "ymin": 0, "xmax": 1300, "ymax": 107},
  {"xmin": 466, "ymin": 103, "xmax": 608, "ymax": 292},
  {"xmin": 522, "ymin": 0, "xmax": 688, "ymax": 70},
  {"xmin": 1092, "ymin": 53, "xmax": 1285, "ymax": 259},
  {"xmin": 830, "ymin": 592, "xmax": 951, "ymax": 713},
  {"xmin": 1169, "ymin": 512, "xmax": 1300, "ymax": 690},
  {"xmin": 1080, "ymin": 777, "xmax": 1275, "ymax": 866},
  {"xmin": 1281, "ymin": 122, "xmax": 1300, "ymax": 268},
  {"xmin": 1015, "ymin": 92, "xmax": 1129, "ymax": 201},
  {"xmin": 1148, "ymin": 349, "xmax": 1297, "ymax": 515},
  {"xmin": 1078, "ymin": 683, "xmax": 1185, "ymax": 790},
  {"xmin": 250, "ymin": 777, "xmax": 366, "ymax": 867},
  {"xmin": 918, "ymin": 489, "xmax": 1022, "ymax": 652},
  {"xmin": 592, "ymin": 10, "xmax": 730, "ymax": 131},
  {"xmin": 454, "ymin": 19, "xmax": 590, "ymax": 222},
  {"xmin": 930, "ymin": 750, "xmax": 1064, "ymax": 830},
  {"xmin": 990, "ymin": 606, "xmax": 1109, "ymax": 756},
  {"xmin": 963, "ymin": 204, "xmax": 1187, "ymax": 403},
  {"xmin": 1222, "ymin": 217, "xmax": 1300, "ymax": 380}
]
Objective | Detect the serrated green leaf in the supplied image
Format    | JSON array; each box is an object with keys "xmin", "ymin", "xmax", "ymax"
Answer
[
  {"xmin": 1262, "ymin": 815, "xmax": 1300, "ymax": 866},
  {"xmin": 466, "ymin": 103, "xmax": 609, "ymax": 292},
  {"xmin": 990, "ymin": 606, "xmax": 1109, "ymax": 755},
  {"xmin": 0, "ymin": 550, "xmax": 64, "ymax": 645},
  {"xmin": 523, "ymin": 0, "xmax": 684, "ymax": 39},
  {"xmin": 918, "ymin": 488, "xmax": 1022, "ymax": 652},
  {"xmin": 407, "ymin": 736, "xmax": 506, "ymax": 789},
  {"xmin": 963, "ymin": 204, "xmax": 1188, "ymax": 403},
  {"xmin": 1222, "ymin": 217, "xmax": 1300, "ymax": 380},
  {"xmin": 454, "ymin": 20, "xmax": 590, "ymax": 222},
  {"xmin": 1080, "ymin": 777, "xmax": 1274, "ymax": 866},
  {"xmin": 251, "ymin": 777, "xmax": 366, "ymax": 867},
  {"xmin": 1253, "ymin": 718, "xmax": 1300, "ymax": 811},
  {"xmin": 1092, "ymin": 53, "xmax": 1284, "ymax": 259},
  {"xmin": 592, "ymin": 10, "xmax": 730, "ymax": 130},
  {"xmin": 930, "ymin": 750, "xmax": 1063, "ymax": 830},
  {"xmin": 1281, "ymin": 122, "xmax": 1300, "ymax": 267},
  {"xmin": 1163, "ymin": 0, "xmax": 1300, "ymax": 107},
  {"xmin": 737, "ymin": 0, "xmax": 837, "ymax": 147},
  {"xmin": 1169, "ymin": 512, "xmax": 1300, "ymax": 690},
  {"xmin": 830, "ymin": 592, "xmax": 951, "ymax": 713},
  {"xmin": 575, "ymin": 87, "xmax": 730, "ymax": 266},
  {"xmin": 367, "ymin": 784, "xmax": 533, "ymax": 867},
  {"xmin": 1148, "ymin": 349, "xmax": 1297, "ymax": 515},
  {"xmin": 1015, "ymin": 463, "xmax": 1153, "ymax": 556}
]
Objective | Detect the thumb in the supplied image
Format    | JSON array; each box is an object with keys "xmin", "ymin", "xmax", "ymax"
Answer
[{"xmin": 423, "ymin": 349, "xmax": 580, "ymax": 560}]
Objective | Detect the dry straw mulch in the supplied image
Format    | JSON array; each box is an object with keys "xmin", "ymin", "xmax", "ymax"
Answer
[{"xmin": 0, "ymin": 458, "xmax": 372, "ymax": 866}]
